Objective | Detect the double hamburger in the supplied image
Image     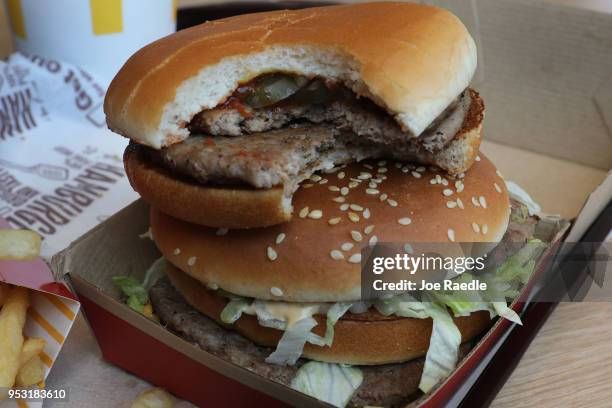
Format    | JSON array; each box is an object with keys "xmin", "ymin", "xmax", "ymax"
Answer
[{"xmin": 105, "ymin": 3, "xmax": 536, "ymax": 407}]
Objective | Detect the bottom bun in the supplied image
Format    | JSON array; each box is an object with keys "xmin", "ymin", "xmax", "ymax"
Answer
[{"xmin": 166, "ymin": 264, "xmax": 491, "ymax": 365}]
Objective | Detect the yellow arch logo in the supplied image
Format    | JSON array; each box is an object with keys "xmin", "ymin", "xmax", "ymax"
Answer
[
  {"xmin": 89, "ymin": 0, "xmax": 123, "ymax": 35},
  {"xmin": 6, "ymin": 0, "xmax": 26, "ymax": 38}
]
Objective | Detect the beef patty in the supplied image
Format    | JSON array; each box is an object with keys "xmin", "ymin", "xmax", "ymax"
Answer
[{"xmin": 150, "ymin": 277, "xmax": 474, "ymax": 407}]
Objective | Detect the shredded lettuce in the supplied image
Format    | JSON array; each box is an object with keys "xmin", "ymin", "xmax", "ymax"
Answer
[
  {"xmin": 418, "ymin": 300, "xmax": 462, "ymax": 393},
  {"xmin": 265, "ymin": 317, "xmax": 319, "ymax": 365},
  {"xmin": 220, "ymin": 298, "xmax": 251, "ymax": 324},
  {"xmin": 321, "ymin": 302, "xmax": 353, "ymax": 346},
  {"xmin": 291, "ymin": 362, "xmax": 363, "ymax": 408},
  {"xmin": 490, "ymin": 302, "xmax": 522, "ymax": 325},
  {"xmin": 505, "ymin": 180, "xmax": 541, "ymax": 215},
  {"xmin": 373, "ymin": 293, "xmax": 429, "ymax": 318},
  {"xmin": 142, "ymin": 257, "xmax": 168, "ymax": 291},
  {"xmin": 112, "ymin": 276, "xmax": 148, "ymax": 313}
]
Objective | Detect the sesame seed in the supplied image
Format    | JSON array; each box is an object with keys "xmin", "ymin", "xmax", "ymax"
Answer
[
  {"xmin": 363, "ymin": 208, "xmax": 371, "ymax": 219},
  {"xmin": 455, "ymin": 181, "xmax": 464, "ymax": 193},
  {"xmin": 271, "ymin": 287, "xmax": 283, "ymax": 296},
  {"xmin": 479, "ymin": 196, "xmax": 488, "ymax": 209},
  {"xmin": 494, "ymin": 183, "xmax": 502, "ymax": 193},
  {"xmin": 333, "ymin": 196, "xmax": 346, "ymax": 203},
  {"xmin": 366, "ymin": 188, "xmax": 380, "ymax": 195},
  {"xmin": 404, "ymin": 244, "xmax": 414, "ymax": 254},
  {"xmin": 456, "ymin": 198, "xmax": 465, "ymax": 209},
  {"xmin": 330, "ymin": 250, "xmax": 344, "ymax": 260},
  {"xmin": 341, "ymin": 242, "xmax": 354, "ymax": 251},
  {"xmin": 310, "ymin": 174, "xmax": 322, "ymax": 182},
  {"xmin": 341, "ymin": 187, "xmax": 350, "ymax": 196},
  {"xmin": 401, "ymin": 167, "xmax": 409, "ymax": 173},
  {"xmin": 173, "ymin": 248, "xmax": 181, "ymax": 255},
  {"xmin": 448, "ymin": 229, "xmax": 456, "ymax": 242},
  {"xmin": 216, "ymin": 228, "xmax": 228, "ymax": 236},
  {"xmin": 350, "ymin": 204, "xmax": 363, "ymax": 211},
  {"xmin": 411, "ymin": 171, "xmax": 422, "ymax": 178},
  {"xmin": 267, "ymin": 247, "xmax": 278, "ymax": 261},
  {"xmin": 369, "ymin": 235, "xmax": 379, "ymax": 245},
  {"xmin": 276, "ymin": 233, "xmax": 286, "ymax": 244},
  {"xmin": 458, "ymin": 173, "xmax": 465, "ymax": 179},
  {"xmin": 349, "ymin": 178, "xmax": 362, "ymax": 183},
  {"xmin": 482, "ymin": 224, "xmax": 489, "ymax": 234},
  {"xmin": 348, "ymin": 212, "xmax": 360, "ymax": 222},
  {"xmin": 447, "ymin": 201, "xmax": 457, "ymax": 208},
  {"xmin": 472, "ymin": 222, "xmax": 480, "ymax": 233},
  {"xmin": 443, "ymin": 189, "xmax": 454, "ymax": 196},
  {"xmin": 338, "ymin": 172, "xmax": 346, "ymax": 179},
  {"xmin": 436, "ymin": 174, "xmax": 442, "ymax": 183},
  {"xmin": 416, "ymin": 166, "xmax": 426, "ymax": 173},
  {"xmin": 340, "ymin": 203, "xmax": 350, "ymax": 211},
  {"xmin": 475, "ymin": 156, "xmax": 481, "ymax": 161},
  {"xmin": 364, "ymin": 225, "xmax": 375, "ymax": 235},
  {"xmin": 207, "ymin": 282, "xmax": 219, "ymax": 290},
  {"xmin": 351, "ymin": 230, "xmax": 363, "ymax": 242},
  {"xmin": 348, "ymin": 253, "xmax": 362, "ymax": 263},
  {"xmin": 441, "ymin": 178, "xmax": 449, "ymax": 186},
  {"xmin": 378, "ymin": 167, "xmax": 388, "ymax": 173},
  {"xmin": 398, "ymin": 217, "xmax": 412, "ymax": 225},
  {"xmin": 379, "ymin": 193, "xmax": 388, "ymax": 201},
  {"xmin": 302, "ymin": 183, "xmax": 314, "ymax": 189},
  {"xmin": 387, "ymin": 199, "xmax": 398, "ymax": 207},
  {"xmin": 348, "ymin": 181, "xmax": 360, "ymax": 189},
  {"xmin": 496, "ymin": 170, "xmax": 504, "ymax": 179},
  {"xmin": 363, "ymin": 164, "xmax": 374, "ymax": 170},
  {"xmin": 319, "ymin": 179, "xmax": 328, "ymax": 185},
  {"xmin": 430, "ymin": 178, "xmax": 438, "ymax": 185},
  {"xmin": 299, "ymin": 207, "xmax": 309, "ymax": 218},
  {"xmin": 329, "ymin": 186, "xmax": 340, "ymax": 192},
  {"xmin": 187, "ymin": 256, "xmax": 197, "ymax": 266},
  {"xmin": 472, "ymin": 197, "xmax": 481, "ymax": 207},
  {"xmin": 378, "ymin": 160, "xmax": 387, "ymax": 166},
  {"xmin": 328, "ymin": 217, "xmax": 342, "ymax": 225},
  {"xmin": 358, "ymin": 172, "xmax": 372, "ymax": 180},
  {"xmin": 380, "ymin": 175, "xmax": 388, "ymax": 180},
  {"xmin": 308, "ymin": 210, "xmax": 323, "ymax": 219},
  {"xmin": 368, "ymin": 182, "xmax": 378, "ymax": 189}
]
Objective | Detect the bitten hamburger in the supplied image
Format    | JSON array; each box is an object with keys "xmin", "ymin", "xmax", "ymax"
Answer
[
  {"xmin": 106, "ymin": 1, "xmax": 482, "ymax": 228},
  {"xmin": 105, "ymin": 3, "xmax": 540, "ymax": 407}
]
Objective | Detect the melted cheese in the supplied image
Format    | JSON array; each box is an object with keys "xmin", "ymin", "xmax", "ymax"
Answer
[{"xmin": 244, "ymin": 301, "xmax": 328, "ymax": 327}]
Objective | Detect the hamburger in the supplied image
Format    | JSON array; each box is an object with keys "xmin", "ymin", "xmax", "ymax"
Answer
[
  {"xmin": 105, "ymin": 3, "xmax": 540, "ymax": 407},
  {"xmin": 106, "ymin": 1, "xmax": 482, "ymax": 228}
]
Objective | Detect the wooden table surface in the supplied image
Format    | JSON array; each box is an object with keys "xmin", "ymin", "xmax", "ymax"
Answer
[{"xmin": 2, "ymin": 2, "xmax": 611, "ymax": 407}]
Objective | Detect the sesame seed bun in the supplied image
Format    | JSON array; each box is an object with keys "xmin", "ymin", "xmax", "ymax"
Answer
[
  {"xmin": 105, "ymin": 2, "xmax": 476, "ymax": 149},
  {"xmin": 165, "ymin": 263, "xmax": 491, "ymax": 365},
  {"xmin": 150, "ymin": 154, "xmax": 510, "ymax": 303},
  {"xmin": 125, "ymin": 89, "xmax": 484, "ymax": 229}
]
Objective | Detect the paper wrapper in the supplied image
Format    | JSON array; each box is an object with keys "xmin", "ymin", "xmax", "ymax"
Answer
[
  {"xmin": 0, "ymin": 219, "xmax": 80, "ymax": 408},
  {"xmin": 0, "ymin": 52, "xmax": 138, "ymax": 259}
]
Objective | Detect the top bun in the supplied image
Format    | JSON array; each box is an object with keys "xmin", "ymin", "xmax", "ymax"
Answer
[
  {"xmin": 105, "ymin": 2, "xmax": 477, "ymax": 148},
  {"xmin": 150, "ymin": 154, "xmax": 509, "ymax": 303}
]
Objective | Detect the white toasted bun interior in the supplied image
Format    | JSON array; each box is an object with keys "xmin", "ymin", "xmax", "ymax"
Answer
[{"xmin": 105, "ymin": 2, "xmax": 477, "ymax": 148}]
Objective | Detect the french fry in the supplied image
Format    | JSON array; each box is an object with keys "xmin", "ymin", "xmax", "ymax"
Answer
[
  {"xmin": 0, "ymin": 287, "xmax": 30, "ymax": 390},
  {"xmin": 131, "ymin": 388, "xmax": 175, "ymax": 408},
  {"xmin": 15, "ymin": 355, "xmax": 45, "ymax": 387},
  {"xmin": 0, "ymin": 283, "xmax": 9, "ymax": 307},
  {"xmin": 19, "ymin": 338, "xmax": 46, "ymax": 367},
  {"xmin": 0, "ymin": 230, "xmax": 42, "ymax": 260}
]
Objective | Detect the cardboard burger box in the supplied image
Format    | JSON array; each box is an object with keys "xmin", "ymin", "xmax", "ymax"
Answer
[{"xmin": 50, "ymin": 0, "xmax": 612, "ymax": 407}]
